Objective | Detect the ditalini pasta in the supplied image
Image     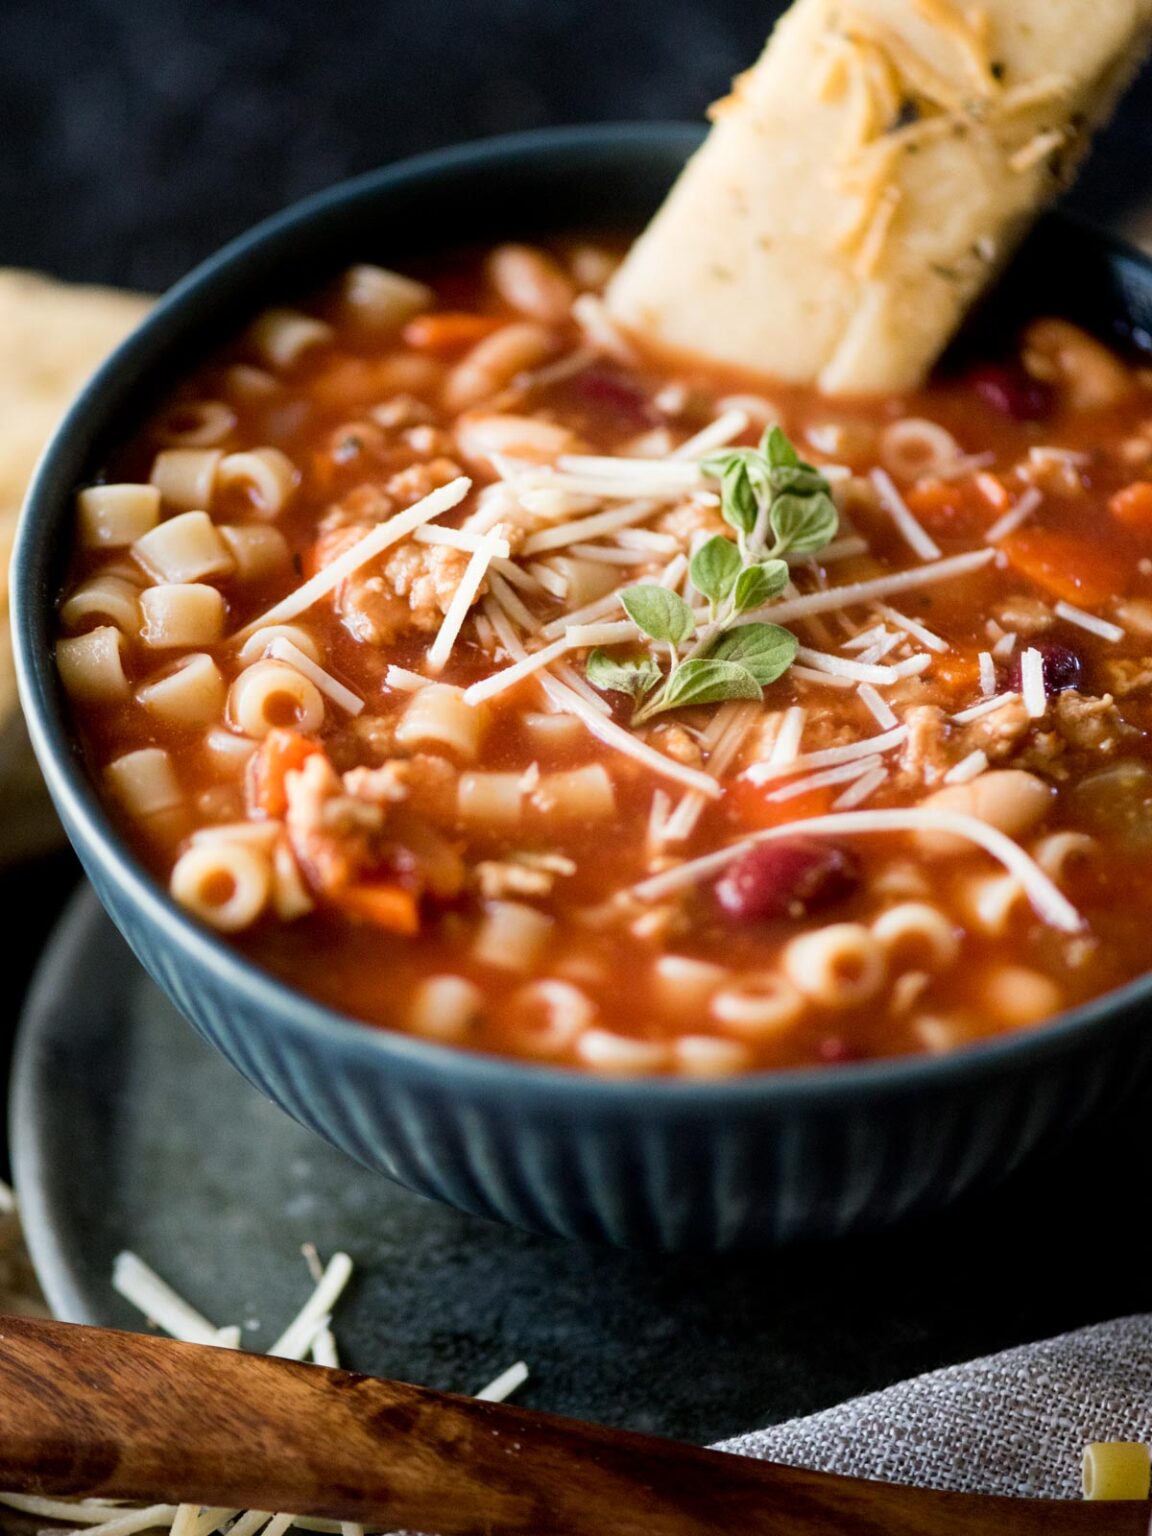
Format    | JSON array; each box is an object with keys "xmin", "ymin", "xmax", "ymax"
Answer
[{"xmin": 53, "ymin": 239, "xmax": 1152, "ymax": 1075}]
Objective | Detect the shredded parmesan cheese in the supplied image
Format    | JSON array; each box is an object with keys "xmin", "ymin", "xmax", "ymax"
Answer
[
  {"xmin": 944, "ymin": 749, "xmax": 989, "ymax": 785},
  {"xmin": 112, "ymin": 1252, "xmax": 224, "ymax": 1348},
  {"xmin": 413, "ymin": 524, "xmax": 510, "ymax": 558},
  {"xmin": 985, "ymin": 486, "xmax": 1043, "ymax": 544},
  {"xmin": 483, "ymin": 600, "xmax": 720, "ymax": 796},
  {"xmin": 572, "ymin": 291, "xmax": 635, "ymax": 362},
  {"xmin": 952, "ymin": 691, "xmax": 1019, "ymax": 723},
  {"xmin": 832, "ymin": 764, "xmax": 888, "ymax": 809},
  {"xmin": 486, "ymin": 568, "xmax": 540, "ymax": 634},
  {"xmin": 791, "ymin": 663, "xmax": 856, "ymax": 689},
  {"xmin": 870, "ymin": 468, "xmax": 942, "ymax": 561},
  {"xmin": 463, "ymin": 634, "xmax": 571, "ymax": 705},
  {"xmin": 237, "ymin": 477, "xmax": 470, "ymax": 638},
  {"xmin": 670, "ymin": 408, "xmax": 749, "ymax": 459},
  {"xmin": 475, "ymin": 1361, "xmax": 531, "ymax": 1403},
  {"xmin": 768, "ymin": 705, "xmax": 807, "ymax": 766},
  {"xmin": 631, "ymin": 810, "xmax": 1083, "ymax": 932},
  {"xmin": 426, "ymin": 530, "xmax": 505, "ymax": 672},
  {"xmin": 1020, "ymin": 647, "xmax": 1048, "ymax": 719},
  {"xmin": 747, "ymin": 725, "xmax": 907, "ymax": 786},
  {"xmin": 519, "ymin": 499, "xmax": 660, "ymax": 554},
  {"xmin": 764, "ymin": 755, "xmax": 884, "ymax": 801},
  {"xmin": 873, "ymin": 603, "xmax": 948, "ymax": 653},
  {"xmin": 978, "ymin": 651, "xmax": 997, "ymax": 697},
  {"xmin": 1053, "ymin": 601, "xmax": 1125, "ymax": 643},
  {"xmin": 794, "ymin": 644, "xmax": 930, "ymax": 686},
  {"xmin": 268, "ymin": 639, "xmax": 364, "ymax": 716},
  {"xmin": 856, "ymin": 682, "xmax": 898, "ymax": 729},
  {"xmin": 748, "ymin": 548, "xmax": 995, "ymax": 626},
  {"xmin": 385, "ymin": 665, "xmax": 429, "ymax": 693},
  {"xmin": 268, "ymin": 1252, "xmax": 354, "ymax": 1361}
]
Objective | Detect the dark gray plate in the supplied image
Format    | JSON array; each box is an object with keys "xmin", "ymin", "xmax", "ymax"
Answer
[{"xmin": 10, "ymin": 887, "xmax": 1152, "ymax": 1445}]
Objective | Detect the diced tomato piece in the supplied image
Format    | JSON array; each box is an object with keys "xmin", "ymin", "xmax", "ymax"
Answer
[
  {"xmin": 1109, "ymin": 481, "xmax": 1152, "ymax": 533},
  {"xmin": 999, "ymin": 526, "xmax": 1130, "ymax": 607},
  {"xmin": 726, "ymin": 779, "xmax": 837, "ymax": 832},
  {"xmin": 247, "ymin": 729, "xmax": 323, "ymax": 819},
  {"xmin": 402, "ymin": 312, "xmax": 504, "ymax": 357},
  {"xmin": 328, "ymin": 882, "xmax": 420, "ymax": 935}
]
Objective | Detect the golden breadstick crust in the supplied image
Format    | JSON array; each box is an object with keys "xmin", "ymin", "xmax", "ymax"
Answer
[
  {"xmin": 607, "ymin": 0, "xmax": 1152, "ymax": 394},
  {"xmin": 0, "ymin": 270, "xmax": 150, "ymax": 861}
]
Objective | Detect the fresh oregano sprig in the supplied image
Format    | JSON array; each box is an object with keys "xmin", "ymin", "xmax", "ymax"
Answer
[{"xmin": 585, "ymin": 423, "xmax": 838, "ymax": 725}]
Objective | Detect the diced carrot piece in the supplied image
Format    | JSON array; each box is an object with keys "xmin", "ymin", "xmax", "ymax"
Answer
[
  {"xmin": 932, "ymin": 651, "xmax": 982, "ymax": 690},
  {"xmin": 329, "ymin": 882, "xmax": 420, "ymax": 935},
  {"xmin": 402, "ymin": 311, "xmax": 504, "ymax": 357},
  {"xmin": 999, "ymin": 526, "xmax": 1130, "ymax": 607},
  {"xmin": 904, "ymin": 481, "xmax": 986, "ymax": 539},
  {"xmin": 247, "ymin": 729, "xmax": 322, "ymax": 819},
  {"xmin": 1109, "ymin": 481, "xmax": 1152, "ymax": 533}
]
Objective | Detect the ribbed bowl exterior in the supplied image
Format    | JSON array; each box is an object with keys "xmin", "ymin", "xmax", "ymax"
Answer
[{"xmin": 15, "ymin": 126, "xmax": 1152, "ymax": 1249}]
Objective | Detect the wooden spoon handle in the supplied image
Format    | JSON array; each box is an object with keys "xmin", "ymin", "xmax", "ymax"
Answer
[{"xmin": 0, "ymin": 1316, "xmax": 1144, "ymax": 1535}]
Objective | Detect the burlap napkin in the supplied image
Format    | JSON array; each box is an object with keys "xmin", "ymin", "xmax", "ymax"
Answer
[{"xmin": 717, "ymin": 1315, "xmax": 1152, "ymax": 1500}]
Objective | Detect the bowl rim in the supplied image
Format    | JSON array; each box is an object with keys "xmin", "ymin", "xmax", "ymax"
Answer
[{"xmin": 14, "ymin": 119, "xmax": 1152, "ymax": 1109}]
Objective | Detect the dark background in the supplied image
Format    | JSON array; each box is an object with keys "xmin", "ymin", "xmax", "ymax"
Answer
[
  {"xmin": 3, "ymin": 0, "xmax": 1152, "ymax": 294},
  {"xmin": 3, "ymin": 0, "xmax": 1152, "ymax": 1151}
]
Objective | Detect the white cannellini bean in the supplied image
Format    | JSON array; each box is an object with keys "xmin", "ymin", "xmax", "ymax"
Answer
[
  {"xmin": 918, "ymin": 769, "xmax": 1053, "ymax": 854},
  {"xmin": 454, "ymin": 412, "xmax": 576, "ymax": 468},
  {"xmin": 487, "ymin": 244, "xmax": 576, "ymax": 325},
  {"xmin": 443, "ymin": 322, "xmax": 555, "ymax": 411}
]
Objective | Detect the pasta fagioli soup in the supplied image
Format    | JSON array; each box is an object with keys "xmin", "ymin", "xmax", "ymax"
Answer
[{"xmin": 56, "ymin": 238, "xmax": 1152, "ymax": 1075}]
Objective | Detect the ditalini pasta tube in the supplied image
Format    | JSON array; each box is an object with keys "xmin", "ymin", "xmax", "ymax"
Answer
[{"xmin": 606, "ymin": 0, "xmax": 1152, "ymax": 393}]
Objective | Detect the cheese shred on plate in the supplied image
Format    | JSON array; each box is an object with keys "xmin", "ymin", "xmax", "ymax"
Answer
[{"xmin": 0, "ymin": 1247, "xmax": 529, "ymax": 1535}]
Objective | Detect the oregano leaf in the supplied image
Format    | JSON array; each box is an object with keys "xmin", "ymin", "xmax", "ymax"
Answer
[
  {"xmin": 706, "ymin": 622, "xmax": 798, "ymax": 685},
  {"xmin": 769, "ymin": 489, "xmax": 839, "ymax": 557},
  {"xmin": 620, "ymin": 584, "xmax": 696, "ymax": 646},
  {"xmin": 768, "ymin": 463, "xmax": 830, "ymax": 497},
  {"xmin": 732, "ymin": 558, "xmax": 790, "ymax": 614},
  {"xmin": 690, "ymin": 535, "xmax": 742, "ymax": 604},
  {"xmin": 761, "ymin": 423, "xmax": 800, "ymax": 469},
  {"xmin": 719, "ymin": 459, "xmax": 759, "ymax": 536},
  {"xmin": 637, "ymin": 658, "xmax": 762, "ymax": 721},
  {"xmin": 586, "ymin": 648, "xmax": 663, "ymax": 700}
]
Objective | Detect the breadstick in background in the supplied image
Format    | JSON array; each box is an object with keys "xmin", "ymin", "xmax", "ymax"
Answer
[
  {"xmin": 607, "ymin": 0, "xmax": 1152, "ymax": 394},
  {"xmin": 0, "ymin": 270, "xmax": 150, "ymax": 862}
]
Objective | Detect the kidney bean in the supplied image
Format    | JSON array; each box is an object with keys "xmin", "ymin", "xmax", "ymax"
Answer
[
  {"xmin": 566, "ymin": 365, "xmax": 659, "ymax": 428},
  {"xmin": 818, "ymin": 1035, "xmax": 861, "ymax": 1064},
  {"xmin": 714, "ymin": 838, "xmax": 860, "ymax": 924},
  {"xmin": 969, "ymin": 363, "xmax": 1053, "ymax": 422},
  {"xmin": 1006, "ymin": 641, "xmax": 1083, "ymax": 695}
]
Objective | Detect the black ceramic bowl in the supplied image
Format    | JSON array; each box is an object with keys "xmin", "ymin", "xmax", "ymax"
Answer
[{"xmin": 14, "ymin": 125, "xmax": 1152, "ymax": 1250}]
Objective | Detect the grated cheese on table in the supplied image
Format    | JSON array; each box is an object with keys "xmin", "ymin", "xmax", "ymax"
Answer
[{"xmin": 1, "ymin": 1241, "xmax": 530, "ymax": 1536}]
